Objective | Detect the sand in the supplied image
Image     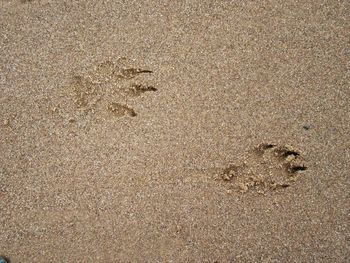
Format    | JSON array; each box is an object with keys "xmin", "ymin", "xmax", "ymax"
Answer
[{"xmin": 0, "ymin": 0, "xmax": 349, "ymax": 262}]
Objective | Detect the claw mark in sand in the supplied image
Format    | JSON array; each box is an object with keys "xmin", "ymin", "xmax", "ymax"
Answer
[
  {"xmin": 126, "ymin": 84, "xmax": 157, "ymax": 97},
  {"xmin": 108, "ymin": 102, "xmax": 137, "ymax": 118}
]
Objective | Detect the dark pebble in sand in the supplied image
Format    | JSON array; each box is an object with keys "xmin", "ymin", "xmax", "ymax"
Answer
[{"xmin": 303, "ymin": 124, "xmax": 311, "ymax": 130}]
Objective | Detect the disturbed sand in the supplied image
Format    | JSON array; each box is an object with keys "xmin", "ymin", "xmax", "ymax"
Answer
[{"xmin": 0, "ymin": 0, "xmax": 349, "ymax": 262}]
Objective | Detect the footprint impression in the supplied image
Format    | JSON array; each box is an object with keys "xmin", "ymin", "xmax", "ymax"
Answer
[
  {"xmin": 69, "ymin": 58, "xmax": 157, "ymax": 119},
  {"xmin": 218, "ymin": 143, "xmax": 308, "ymax": 193}
]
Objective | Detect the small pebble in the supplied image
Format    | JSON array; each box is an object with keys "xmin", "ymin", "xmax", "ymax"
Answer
[{"xmin": 302, "ymin": 124, "xmax": 311, "ymax": 130}]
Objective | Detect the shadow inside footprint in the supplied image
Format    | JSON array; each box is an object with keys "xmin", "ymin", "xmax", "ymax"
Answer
[
  {"xmin": 108, "ymin": 102, "xmax": 137, "ymax": 117},
  {"xmin": 255, "ymin": 143, "xmax": 276, "ymax": 155},
  {"xmin": 284, "ymin": 163, "xmax": 308, "ymax": 173},
  {"xmin": 274, "ymin": 146, "xmax": 300, "ymax": 158}
]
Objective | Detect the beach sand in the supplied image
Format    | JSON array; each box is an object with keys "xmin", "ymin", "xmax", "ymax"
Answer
[{"xmin": 0, "ymin": 0, "xmax": 349, "ymax": 262}]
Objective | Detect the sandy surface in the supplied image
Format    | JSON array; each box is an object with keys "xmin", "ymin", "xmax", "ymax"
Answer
[{"xmin": 0, "ymin": 0, "xmax": 349, "ymax": 262}]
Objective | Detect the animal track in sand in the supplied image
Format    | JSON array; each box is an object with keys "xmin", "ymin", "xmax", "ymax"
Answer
[
  {"xmin": 107, "ymin": 102, "xmax": 137, "ymax": 118},
  {"xmin": 218, "ymin": 143, "xmax": 308, "ymax": 194},
  {"xmin": 68, "ymin": 58, "xmax": 157, "ymax": 119}
]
